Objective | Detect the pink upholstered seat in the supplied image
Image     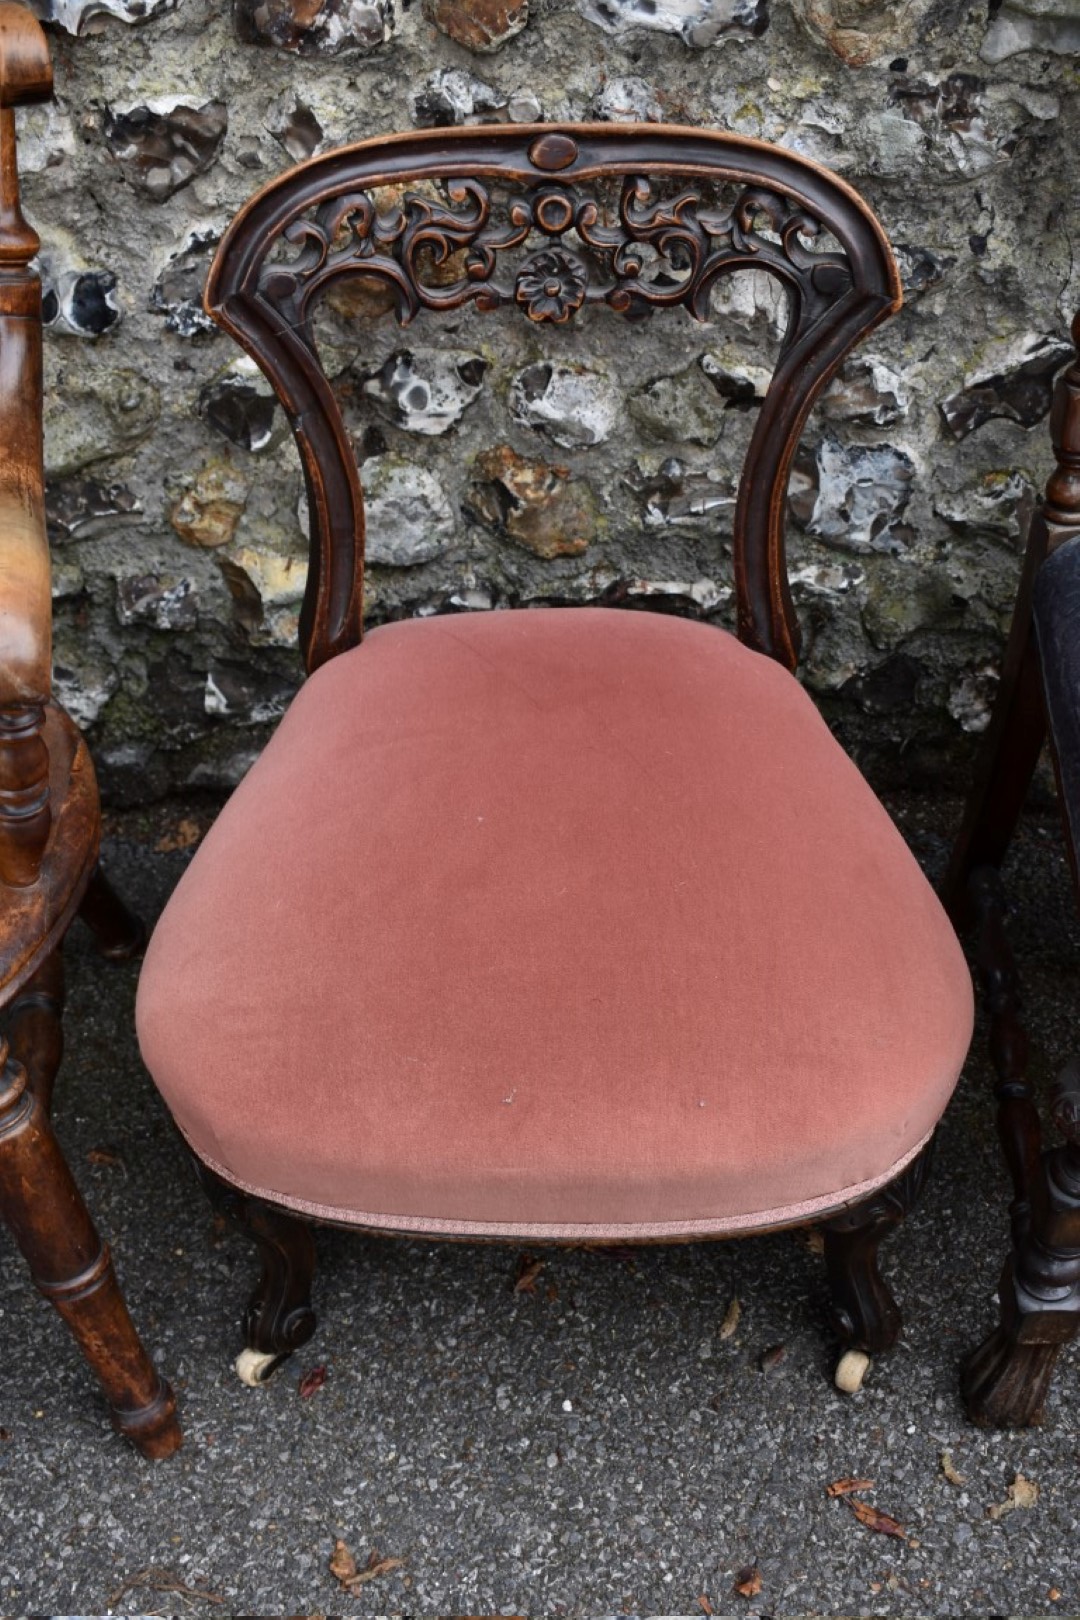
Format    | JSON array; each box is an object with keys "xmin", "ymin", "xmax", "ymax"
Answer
[{"xmin": 137, "ymin": 607, "xmax": 972, "ymax": 1240}]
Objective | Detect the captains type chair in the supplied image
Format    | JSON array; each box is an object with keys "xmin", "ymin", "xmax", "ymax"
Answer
[
  {"xmin": 136, "ymin": 125, "xmax": 974, "ymax": 1391},
  {"xmin": 0, "ymin": 2, "xmax": 179, "ymax": 1456},
  {"xmin": 945, "ymin": 312, "xmax": 1080, "ymax": 1428}
]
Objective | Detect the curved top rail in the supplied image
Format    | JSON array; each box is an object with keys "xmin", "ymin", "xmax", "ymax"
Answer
[{"xmin": 206, "ymin": 124, "xmax": 901, "ymax": 673}]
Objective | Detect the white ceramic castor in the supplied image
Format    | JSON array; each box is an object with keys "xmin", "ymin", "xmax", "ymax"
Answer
[
  {"xmin": 834, "ymin": 1348, "xmax": 871, "ymax": 1393},
  {"xmin": 235, "ymin": 1347, "xmax": 282, "ymax": 1386}
]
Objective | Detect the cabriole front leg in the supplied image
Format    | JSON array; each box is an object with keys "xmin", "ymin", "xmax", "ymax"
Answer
[
  {"xmin": 0, "ymin": 1039, "xmax": 180, "ymax": 1457},
  {"xmin": 196, "ymin": 1162, "xmax": 317, "ymax": 1385},
  {"xmin": 962, "ymin": 1062, "xmax": 1080, "ymax": 1428},
  {"xmin": 823, "ymin": 1143, "xmax": 933, "ymax": 1392}
]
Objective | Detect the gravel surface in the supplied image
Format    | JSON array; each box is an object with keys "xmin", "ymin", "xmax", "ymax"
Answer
[{"xmin": 1, "ymin": 791, "xmax": 1078, "ymax": 1618}]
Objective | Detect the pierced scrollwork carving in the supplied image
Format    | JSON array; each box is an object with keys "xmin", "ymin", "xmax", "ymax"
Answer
[{"xmin": 260, "ymin": 172, "xmax": 853, "ymax": 339}]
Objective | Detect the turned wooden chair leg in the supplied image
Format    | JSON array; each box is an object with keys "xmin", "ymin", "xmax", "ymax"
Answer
[
  {"xmin": 956, "ymin": 863, "xmax": 1080, "ymax": 1426},
  {"xmin": 78, "ymin": 864, "xmax": 147, "ymax": 961},
  {"xmin": 823, "ymin": 1142, "xmax": 934, "ymax": 1392},
  {"xmin": 196, "ymin": 1162, "xmax": 317, "ymax": 1385},
  {"xmin": 4, "ymin": 948, "xmax": 64, "ymax": 1113},
  {"xmin": 0, "ymin": 1037, "xmax": 180, "ymax": 1457},
  {"xmin": 962, "ymin": 1061, "xmax": 1080, "ymax": 1427}
]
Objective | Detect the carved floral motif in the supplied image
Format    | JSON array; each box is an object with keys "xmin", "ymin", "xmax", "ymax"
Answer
[
  {"xmin": 514, "ymin": 249, "xmax": 588, "ymax": 322},
  {"xmin": 259, "ymin": 172, "xmax": 852, "ymax": 339}
]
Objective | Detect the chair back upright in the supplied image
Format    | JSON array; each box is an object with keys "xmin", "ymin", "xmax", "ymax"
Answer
[{"xmin": 0, "ymin": 2, "xmax": 53, "ymax": 889}]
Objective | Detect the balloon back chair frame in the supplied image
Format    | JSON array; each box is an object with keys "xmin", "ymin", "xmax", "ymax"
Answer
[{"xmin": 174, "ymin": 123, "xmax": 941, "ymax": 1392}]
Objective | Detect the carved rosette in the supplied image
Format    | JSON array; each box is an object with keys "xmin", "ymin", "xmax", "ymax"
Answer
[{"xmin": 514, "ymin": 249, "xmax": 587, "ymax": 323}]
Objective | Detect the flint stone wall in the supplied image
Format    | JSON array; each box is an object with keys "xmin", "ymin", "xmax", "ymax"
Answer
[{"xmin": 19, "ymin": 0, "xmax": 1080, "ymax": 801}]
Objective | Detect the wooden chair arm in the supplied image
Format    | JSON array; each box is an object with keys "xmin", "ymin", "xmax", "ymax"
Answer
[{"xmin": 0, "ymin": 2, "xmax": 52, "ymax": 888}]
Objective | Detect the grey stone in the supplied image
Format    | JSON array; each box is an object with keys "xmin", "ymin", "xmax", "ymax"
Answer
[
  {"xmin": 28, "ymin": 0, "xmax": 177, "ymax": 29},
  {"xmin": 150, "ymin": 228, "xmax": 221, "ymax": 339},
  {"xmin": 365, "ymin": 461, "xmax": 457, "ymax": 565},
  {"xmin": 887, "ymin": 72, "xmax": 1060, "ymax": 180},
  {"xmin": 821, "ymin": 356, "xmax": 910, "ymax": 426},
  {"xmin": 15, "ymin": 103, "xmax": 76, "ymax": 175},
  {"xmin": 947, "ymin": 664, "xmax": 999, "ymax": 732},
  {"xmin": 46, "ymin": 476, "xmax": 141, "ymax": 539},
  {"xmin": 940, "ymin": 333, "xmax": 1073, "ymax": 440},
  {"xmin": 509, "ymin": 361, "xmax": 619, "ymax": 449},
  {"xmin": 629, "ymin": 362, "xmax": 727, "ymax": 447},
  {"xmin": 636, "ymin": 458, "xmax": 737, "ymax": 530},
  {"xmin": 51, "ymin": 657, "xmax": 117, "ymax": 728},
  {"xmin": 699, "ymin": 350, "xmax": 772, "ymax": 405},
  {"xmin": 268, "ymin": 100, "xmax": 325, "ymax": 161},
  {"xmin": 201, "ymin": 362, "xmax": 281, "ymax": 454},
  {"xmin": 578, "ymin": 0, "xmax": 767, "ymax": 48},
  {"xmin": 621, "ymin": 576, "xmax": 729, "ymax": 612},
  {"xmin": 202, "ymin": 664, "xmax": 294, "ymax": 724},
  {"xmin": 42, "ymin": 268, "xmax": 121, "ymax": 338},
  {"xmin": 103, "ymin": 99, "xmax": 228, "ymax": 201},
  {"xmin": 800, "ymin": 437, "xmax": 915, "ymax": 553},
  {"xmin": 982, "ymin": 1, "xmax": 1080, "ymax": 63},
  {"xmin": 934, "ymin": 469, "xmax": 1032, "ymax": 539},
  {"xmin": 506, "ymin": 89, "xmax": 543, "ymax": 122},
  {"xmin": 115, "ymin": 573, "xmax": 199, "ymax": 631},
  {"xmin": 235, "ymin": 0, "xmax": 398, "ymax": 51},
  {"xmin": 893, "ymin": 243, "xmax": 956, "ymax": 297},
  {"xmin": 411, "ymin": 68, "xmax": 507, "ymax": 128},
  {"xmin": 588, "ymin": 76, "xmax": 663, "ymax": 121},
  {"xmin": 362, "ymin": 349, "xmax": 487, "ymax": 435},
  {"xmin": 44, "ymin": 366, "xmax": 161, "ymax": 478},
  {"xmin": 790, "ymin": 0, "xmax": 931, "ymax": 66}
]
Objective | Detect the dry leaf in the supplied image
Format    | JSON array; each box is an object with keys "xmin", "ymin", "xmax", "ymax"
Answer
[
  {"xmin": 155, "ymin": 818, "xmax": 202, "ymax": 853},
  {"xmin": 87, "ymin": 1146, "xmax": 124, "ymax": 1167},
  {"xmin": 698, "ymin": 1596, "xmax": 714, "ymax": 1615},
  {"xmin": 847, "ymin": 1497, "xmax": 907, "ymax": 1539},
  {"xmin": 513, "ymin": 1254, "xmax": 544, "ymax": 1294},
  {"xmin": 940, "ymin": 1450, "xmax": 966, "ymax": 1486},
  {"xmin": 988, "ymin": 1473, "xmax": 1040, "ymax": 1520},
  {"xmin": 329, "ymin": 1541, "xmax": 358, "ymax": 1586},
  {"xmin": 1048, "ymin": 1587, "xmax": 1062, "ymax": 1602},
  {"xmin": 329, "ymin": 1542, "xmax": 404, "ymax": 1592},
  {"xmin": 107, "ymin": 1566, "xmax": 224, "ymax": 1607},
  {"xmin": 733, "ymin": 1566, "xmax": 762, "ymax": 1599},
  {"xmin": 719, "ymin": 1298, "xmax": 742, "ymax": 1340},
  {"xmin": 806, "ymin": 1229, "xmax": 825, "ymax": 1255},
  {"xmin": 826, "ymin": 1477, "xmax": 875, "ymax": 1497},
  {"xmin": 759, "ymin": 1343, "xmax": 785, "ymax": 1372},
  {"xmin": 298, "ymin": 1365, "xmax": 327, "ymax": 1399},
  {"xmin": 353, "ymin": 1553, "xmax": 404, "ymax": 1586}
]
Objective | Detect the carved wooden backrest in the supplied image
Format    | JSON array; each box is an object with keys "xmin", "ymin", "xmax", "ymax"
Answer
[{"xmin": 206, "ymin": 125, "xmax": 901, "ymax": 676}]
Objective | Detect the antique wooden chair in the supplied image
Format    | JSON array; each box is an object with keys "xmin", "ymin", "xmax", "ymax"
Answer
[
  {"xmin": 136, "ymin": 125, "xmax": 974, "ymax": 1392},
  {"xmin": 0, "ymin": 2, "xmax": 180, "ymax": 1457},
  {"xmin": 944, "ymin": 312, "xmax": 1080, "ymax": 1428}
]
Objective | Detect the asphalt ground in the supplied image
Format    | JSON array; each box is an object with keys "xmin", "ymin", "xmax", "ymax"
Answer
[{"xmin": 1, "ymin": 790, "xmax": 1079, "ymax": 1618}]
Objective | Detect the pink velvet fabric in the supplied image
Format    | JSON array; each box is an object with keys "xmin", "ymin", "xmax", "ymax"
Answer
[{"xmin": 137, "ymin": 608, "xmax": 973, "ymax": 1237}]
